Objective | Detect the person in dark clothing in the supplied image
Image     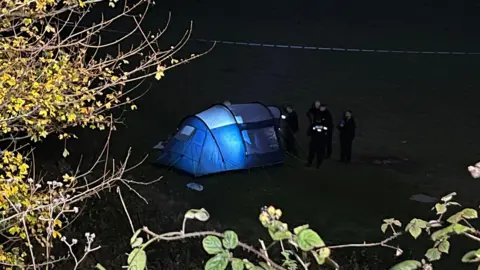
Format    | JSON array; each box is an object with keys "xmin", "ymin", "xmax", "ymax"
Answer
[
  {"xmin": 337, "ymin": 109, "xmax": 356, "ymax": 163},
  {"xmin": 282, "ymin": 105, "xmax": 299, "ymax": 154},
  {"xmin": 319, "ymin": 104, "xmax": 333, "ymax": 158},
  {"xmin": 306, "ymin": 118, "xmax": 327, "ymax": 168},
  {"xmin": 306, "ymin": 100, "xmax": 322, "ymax": 125}
]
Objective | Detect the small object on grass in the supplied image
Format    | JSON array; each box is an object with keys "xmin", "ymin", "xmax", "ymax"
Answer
[
  {"xmin": 186, "ymin": 183, "xmax": 203, "ymax": 191},
  {"xmin": 153, "ymin": 141, "xmax": 165, "ymax": 150}
]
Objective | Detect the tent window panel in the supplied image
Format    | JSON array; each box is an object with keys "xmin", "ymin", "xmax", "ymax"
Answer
[
  {"xmin": 175, "ymin": 125, "xmax": 196, "ymax": 141},
  {"xmin": 228, "ymin": 104, "xmax": 272, "ymax": 123},
  {"xmin": 244, "ymin": 127, "xmax": 279, "ymax": 154}
]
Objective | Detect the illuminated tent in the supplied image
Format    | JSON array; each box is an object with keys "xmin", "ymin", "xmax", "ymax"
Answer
[{"xmin": 154, "ymin": 102, "xmax": 284, "ymax": 176}]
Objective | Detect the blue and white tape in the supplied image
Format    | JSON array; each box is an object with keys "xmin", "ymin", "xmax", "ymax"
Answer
[
  {"xmin": 195, "ymin": 38, "xmax": 480, "ymax": 55},
  {"xmin": 73, "ymin": 25, "xmax": 480, "ymax": 56}
]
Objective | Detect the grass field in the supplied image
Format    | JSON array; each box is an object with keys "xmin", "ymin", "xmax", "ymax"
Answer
[
  {"xmin": 33, "ymin": 14, "xmax": 480, "ymax": 267},
  {"xmin": 66, "ymin": 42, "xmax": 477, "ymax": 268}
]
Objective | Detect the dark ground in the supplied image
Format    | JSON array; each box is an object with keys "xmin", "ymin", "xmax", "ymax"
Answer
[{"xmin": 37, "ymin": 1, "xmax": 480, "ymax": 269}]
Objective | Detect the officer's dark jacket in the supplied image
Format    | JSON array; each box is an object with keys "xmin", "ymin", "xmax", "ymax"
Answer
[
  {"xmin": 319, "ymin": 109, "xmax": 333, "ymax": 129},
  {"xmin": 285, "ymin": 111, "xmax": 299, "ymax": 133},
  {"xmin": 338, "ymin": 117, "xmax": 356, "ymax": 140},
  {"xmin": 306, "ymin": 104, "xmax": 322, "ymax": 124}
]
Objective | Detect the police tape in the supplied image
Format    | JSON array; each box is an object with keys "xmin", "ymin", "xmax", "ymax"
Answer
[
  {"xmin": 195, "ymin": 38, "xmax": 480, "ymax": 55},
  {"xmin": 69, "ymin": 25, "xmax": 480, "ymax": 56}
]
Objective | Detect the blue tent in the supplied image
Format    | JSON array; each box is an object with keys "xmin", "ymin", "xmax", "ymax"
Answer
[{"xmin": 154, "ymin": 102, "xmax": 284, "ymax": 176}]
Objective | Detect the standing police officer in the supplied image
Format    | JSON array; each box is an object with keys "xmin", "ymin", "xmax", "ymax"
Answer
[
  {"xmin": 282, "ymin": 105, "xmax": 299, "ymax": 155},
  {"xmin": 306, "ymin": 117, "xmax": 328, "ymax": 168},
  {"xmin": 319, "ymin": 103, "xmax": 333, "ymax": 158}
]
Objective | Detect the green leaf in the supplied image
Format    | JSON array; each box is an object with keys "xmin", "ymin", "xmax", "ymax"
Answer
[
  {"xmin": 441, "ymin": 192, "xmax": 456, "ymax": 202},
  {"xmin": 297, "ymin": 229, "xmax": 325, "ymax": 251},
  {"xmin": 202, "ymin": 236, "xmax": 224, "ymax": 255},
  {"xmin": 408, "ymin": 226, "xmax": 422, "ymax": 239},
  {"xmin": 447, "ymin": 208, "xmax": 478, "ymax": 224},
  {"xmin": 415, "ymin": 219, "xmax": 429, "ymax": 228},
  {"xmin": 185, "ymin": 208, "xmax": 210, "ymax": 221},
  {"xmin": 204, "ymin": 252, "xmax": 229, "ymax": 270},
  {"xmin": 405, "ymin": 219, "xmax": 428, "ymax": 239},
  {"xmin": 293, "ymin": 224, "xmax": 309, "ymax": 235},
  {"xmin": 393, "ymin": 220, "xmax": 402, "ymax": 227},
  {"xmin": 311, "ymin": 250, "xmax": 325, "ymax": 265},
  {"xmin": 462, "ymin": 208, "xmax": 478, "ymax": 219},
  {"xmin": 95, "ymin": 264, "xmax": 107, "ymax": 270},
  {"xmin": 462, "ymin": 250, "xmax": 480, "ymax": 263},
  {"xmin": 131, "ymin": 237, "xmax": 143, "ymax": 248},
  {"xmin": 195, "ymin": 208, "xmax": 210, "ymax": 221},
  {"xmin": 222, "ymin": 230, "xmax": 238, "ymax": 249},
  {"xmin": 425, "ymin": 248, "xmax": 442, "ymax": 261},
  {"xmin": 318, "ymin": 247, "xmax": 331, "ymax": 259},
  {"xmin": 130, "ymin": 229, "xmax": 142, "ymax": 247},
  {"xmin": 431, "ymin": 225, "xmax": 454, "ymax": 241},
  {"xmin": 231, "ymin": 258, "xmax": 244, "ymax": 270},
  {"xmin": 267, "ymin": 222, "xmax": 292, "ymax": 241},
  {"xmin": 453, "ymin": 223, "xmax": 473, "ymax": 234},
  {"xmin": 127, "ymin": 248, "xmax": 147, "ymax": 270},
  {"xmin": 381, "ymin": 223, "xmax": 388, "ymax": 233},
  {"xmin": 389, "ymin": 260, "xmax": 422, "ymax": 270},
  {"xmin": 185, "ymin": 210, "xmax": 196, "ymax": 219},
  {"xmin": 447, "ymin": 212, "xmax": 462, "ymax": 224},
  {"xmin": 268, "ymin": 229, "xmax": 291, "ymax": 241},
  {"xmin": 438, "ymin": 240, "xmax": 450, "ymax": 254},
  {"xmin": 434, "ymin": 203, "xmax": 447, "ymax": 215},
  {"xmin": 243, "ymin": 259, "xmax": 255, "ymax": 269},
  {"xmin": 259, "ymin": 262, "xmax": 274, "ymax": 270},
  {"xmin": 447, "ymin": 201, "xmax": 461, "ymax": 207}
]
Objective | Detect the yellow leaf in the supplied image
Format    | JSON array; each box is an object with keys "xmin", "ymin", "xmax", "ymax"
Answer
[
  {"xmin": 105, "ymin": 102, "xmax": 111, "ymax": 109},
  {"xmin": 52, "ymin": 230, "xmax": 62, "ymax": 239},
  {"xmin": 79, "ymin": 0, "xmax": 86, "ymax": 8},
  {"xmin": 130, "ymin": 104, "xmax": 137, "ymax": 110},
  {"xmin": 155, "ymin": 71, "xmax": 164, "ymax": 80},
  {"xmin": 45, "ymin": 24, "xmax": 56, "ymax": 33},
  {"xmin": 171, "ymin": 58, "xmax": 179, "ymax": 64},
  {"xmin": 155, "ymin": 65, "xmax": 166, "ymax": 80},
  {"xmin": 63, "ymin": 174, "xmax": 74, "ymax": 182},
  {"xmin": 23, "ymin": 18, "xmax": 33, "ymax": 26},
  {"xmin": 19, "ymin": 163, "xmax": 29, "ymax": 175},
  {"xmin": 110, "ymin": 75, "xmax": 119, "ymax": 82},
  {"xmin": 67, "ymin": 113, "xmax": 76, "ymax": 122},
  {"xmin": 108, "ymin": 1, "xmax": 115, "ymax": 7},
  {"xmin": 8, "ymin": 226, "xmax": 20, "ymax": 235},
  {"xmin": 54, "ymin": 219, "xmax": 62, "ymax": 228}
]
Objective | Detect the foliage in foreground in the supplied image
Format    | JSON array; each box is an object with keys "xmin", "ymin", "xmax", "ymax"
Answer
[
  {"xmin": 0, "ymin": 0, "xmax": 208, "ymax": 268},
  {"xmin": 0, "ymin": 0, "xmax": 206, "ymax": 145},
  {"xmin": 114, "ymin": 188, "xmax": 480, "ymax": 270}
]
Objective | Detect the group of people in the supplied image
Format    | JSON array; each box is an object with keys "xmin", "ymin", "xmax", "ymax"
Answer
[{"xmin": 281, "ymin": 101, "xmax": 356, "ymax": 168}]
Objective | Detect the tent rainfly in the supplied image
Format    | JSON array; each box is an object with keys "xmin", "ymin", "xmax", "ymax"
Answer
[{"xmin": 154, "ymin": 102, "xmax": 284, "ymax": 176}]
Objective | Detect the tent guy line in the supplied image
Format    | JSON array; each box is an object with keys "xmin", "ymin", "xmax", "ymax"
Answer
[{"xmin": 71, "ymin": 25, "xmax": 480, "ymax": 56}]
